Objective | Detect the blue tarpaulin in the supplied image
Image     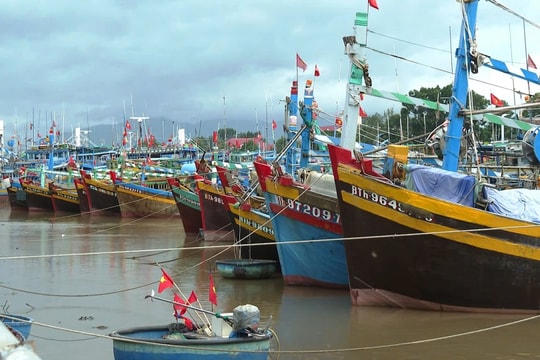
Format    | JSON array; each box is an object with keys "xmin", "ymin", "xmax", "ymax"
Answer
[
  {"xmin": 484, "ymin": 187, "xmax": 540, "ymax": 223},
  {"xmin": 404, "ymin": 164, "xmax": 476, "ymax": 206}
]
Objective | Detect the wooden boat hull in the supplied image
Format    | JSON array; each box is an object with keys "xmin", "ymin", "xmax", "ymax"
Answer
[
  {"xmin": 6, "ymin": 183, "xmax": 27, "ymax": 209},
  {"xmin": 50, "ymin": 185, "xmax": 81, "ymax": 213},
  {"xmin": 110, "ymin": 325, "xmax": 272, "ymax": 360},
  {"xmin": 20, "ymin": 181, "xmax": 53, "ymax": 211},
  {"xmin": 254, "ymin": 161, "xmax": 349, "ymax": 289},
  {"xmin": 222, "ymin": 193, "xmax": 280, "ymax": 267},
  {"xmin": 197, "ymin": 180, "xmax": 233, "ymax": 241},
  {"xmin": 329, "ymin": 144, "xmax": 540, "ymax": 313},
  {"xmin": 82, "ymin": 175, "xmax": 120, "ymax": 214},
  {"xmin": 168, "ymin": 177, "xmax": 203, "ymax": 233},
  {"xmin": 74, "ymin": 178, "xmax": 91, "ymax": 214},
  {"xmin": 116, "ymin": 182, "xmax": 178, "ymax": 218},
  {"xmin": 216, "ymin": 259, "xmax": 278, "ymax": 279}
]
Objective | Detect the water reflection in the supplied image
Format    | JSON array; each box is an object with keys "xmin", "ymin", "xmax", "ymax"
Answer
[{"xmin": 2, "ymin": 204, "xmax": 540, "ymax": 359}]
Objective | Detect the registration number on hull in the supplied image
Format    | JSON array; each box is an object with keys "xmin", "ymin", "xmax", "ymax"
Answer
[
  {"xmin": 350, "ymin": 184, "xmax": 434, "ymax": 222},
  {"xmin": 276, "ymin": 197, "xmax": 340, "ymax": 224}
]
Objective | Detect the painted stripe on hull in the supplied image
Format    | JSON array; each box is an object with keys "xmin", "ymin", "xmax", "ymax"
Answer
[
  {"xmin": 22, "ymin": 185, "xmax": 53, "ymax": 211},
  {"xmin": 263, "ymin": 177, "xmax": 342, "ymax": 233},
  {"xmin": 227, "ymin": 206, "xmax": 280, "ymax": 266},
  {"xmin": 85, "ymin": 179, "xmax": 120, "ymax": 214},
  {"xmin": 171, "ymin": 187, "xmax": 200, "ymax": 211},
  {"xmin": 338, "ymin": 167, "xmax": 540, "ymax": 258},
  {"xmin": 51, "ymin": 195, "xmax": 80, "ymax": 213},
  {"xmin": 197, "ymin": 185, "xmax": 232, "ymax": 232}
]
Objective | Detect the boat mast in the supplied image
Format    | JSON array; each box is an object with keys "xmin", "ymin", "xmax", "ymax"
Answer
[
  {"xmin": 442, "ymin": 0, "xmax": 479, "ymax": 172},
  {"xmin": 285, "ymin": 81, "xmax": 299, "ymax": 175},
  {"xmin": 299, "ymin": 80, "xmax": 314, "ymax": 169},
  {"xmin": 341, "ymin": 11, "xmax": 369, "ymax": 150}
]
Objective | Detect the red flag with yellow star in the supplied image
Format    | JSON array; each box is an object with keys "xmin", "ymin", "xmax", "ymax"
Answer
[
  {"xmin": 158, "ymin": 269, "xmax": 174, "ymax": 293},
  {"xmin": 209, "ymin": 274, "xmax": 217, "ymax": 306}
]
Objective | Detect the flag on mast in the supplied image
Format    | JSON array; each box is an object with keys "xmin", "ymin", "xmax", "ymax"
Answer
[
  {"xmin": 490, "ymin": 93, "xmax": 504, "ymax": 107},
  {"xmin": 359, "ymin": 106, "xmax": 368, "ymax": 118},
  {"xmin": 368, "ymin": 0, "xmax": 379, "ymax": 9},
  {"xmin": 296, "ymin": 53, "xmax": 307, "ymax": 72},
  {"xmin": 527, "ymin": 54, "xmax": 537, "ymax": 69},
  {"xmin": 157, "ymin": 269, "xmax": 174, "ymax": 293}
]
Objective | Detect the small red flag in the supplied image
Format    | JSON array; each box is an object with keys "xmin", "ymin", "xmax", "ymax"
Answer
[
  {"xmin": 212, "ymin": 131, "xmax": 218, "ymax": 144},
  {"xmin": 527, "ymin": 54, "xmax": 537, "ymax": 70},
  {"xmin": 314, "ymin": 65, "xmax": 320, "ymax": 77},
  {"xmin": 209, "ymin": 274, "xmax": 218, "ymax": 306},
  {"xmin": 173, "ymin": 293, "xmax": 187, "ymax": 316},
  {"xmin": 359, "ymin": 106, "xmax": 368, "ymax": 118},
  {"xmin": 490, "ymin": 93, "xmax": 504, "ymax": 107},
  {"xmin": 296, "ymin": 53, "xmax": 307, "ymax": 72},
  {"xmin": 368, "ymin": 0, "xmax": 379, "ymax": 9},
  {"xmin": 125, "ymin": 120, "xmax": 131, "ymax": 130},
  {"xmin": 187, "ymin": 290, "xmax": 198, "ymax": 304},
  {"xmin": 272, "ymin": 119, "xmax": 277, "ymax": 130},
  {"xmin": 158, "ymin": 269, "xmax": 174, "ymax": 293},
  {"xmin": 183, "ymin": 317, "xmax": 194, "ymax": 330},
  {"xmin": 335, "ymin": 117, "xmax": 343, "ymax": 127}
]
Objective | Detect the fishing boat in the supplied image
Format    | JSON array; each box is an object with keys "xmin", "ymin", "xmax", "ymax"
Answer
[
  {"xmin": 110, "ymin": 285, "xmax": 273, "ymax": 360},
  {"xmin": 216, "ymin": 165, "xmax": 280, "ymax": 279},
  {"xmin": 19, "ymin": 177, "xmax": 53, "ymax": 211},
  {"xmin": 110, "ymin": 322, "xmax": 272, "ymax": 360},
  {"xmin": 328, "ymin": 0, "xmax": 540, "ymax": 313},
  {"xmin": 5, "ymin": 179, "xmax": 27, "ymax": 209},
  {"xmin": 0, "ymin": 314, "xmax": 33, "ymax": 340},
  {"xmin": 254, "ymin": 159, "xmax": 347, "ymax": 288},
  {"xmin": 215, "ymin": 258, "xmax": 278, "ymax": 280},
  {"xmin": 79, "ymin": 170, "xmax": 121, "ymax": 215},
  {"xmin": 167, "ymin": 175, "xmax": 203, "ymax": 234},
  {"xmin": 195, "ymin": 159, "xmax": 236, "ymax": 242},
  {"xmin": 115, "ymin": 180, "xmax": 179, "ymax": 218},
  {"xmin": 49, "ymin": 182, "xmax": 81, "ymax": 213},
  {"xmin": 74, "ymin": 177, "xmax": 91, "ymax": 214},
  {"xmin": 219, "ymin": 194, "xmax": 279, "ymax": 274},
  {"xmin": 218, "ymin": 165, "xmax": 279, "ymax": 260},
  {"xmin": 251, "ymin": 76, "xmax": 350, "ymax": 288}
]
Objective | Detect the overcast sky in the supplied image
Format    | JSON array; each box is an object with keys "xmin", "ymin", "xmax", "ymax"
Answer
[{"xmin": 1, "ymin": 0, "xmax": 539, "ymax": 144}]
